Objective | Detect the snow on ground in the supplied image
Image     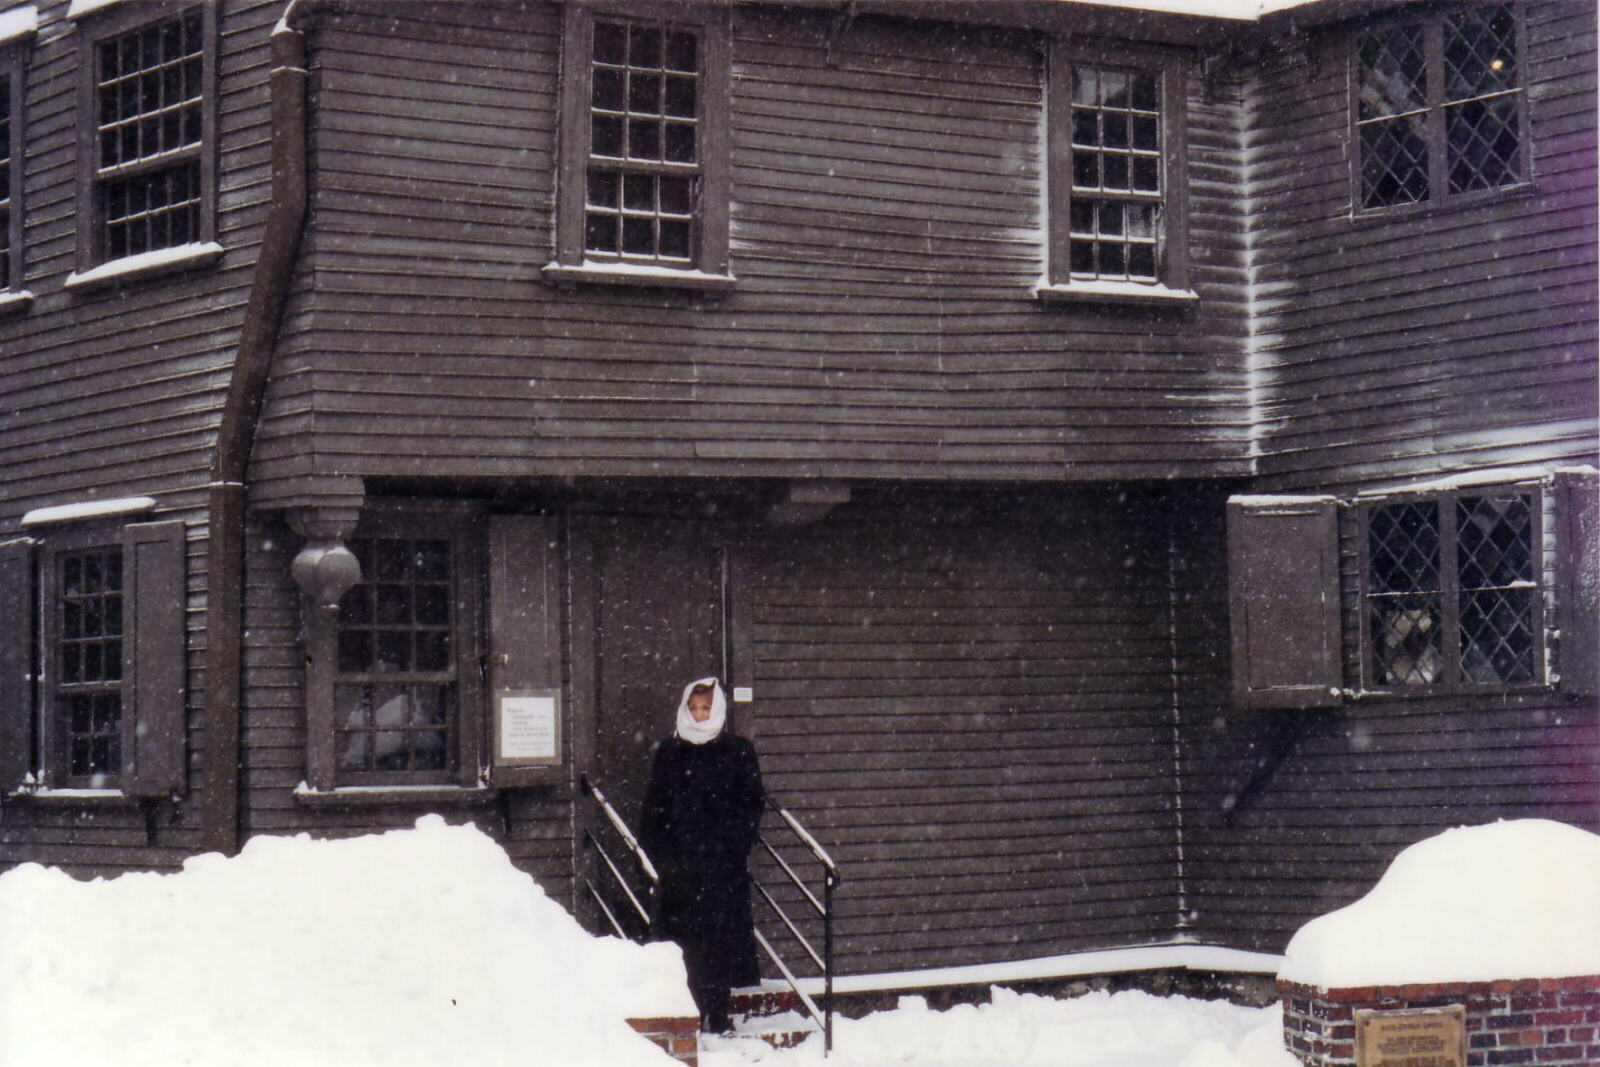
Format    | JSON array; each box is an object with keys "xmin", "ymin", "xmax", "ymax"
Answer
[
  {"xmin": 704, "ymin": 989, "xmax": 1296, "ymax": 1067},
  {"xmin": 1279, "ymin": 819, "xmax": 1600, "ymax": 988},
  {"xmin": 0, "ymin": 815, "xmax": 692, "ymax": 1067}
]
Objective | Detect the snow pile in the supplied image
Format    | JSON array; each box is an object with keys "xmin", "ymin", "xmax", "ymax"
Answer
[
  {"xmin": 0, "ymin": 815, "xmax": 692, "ymax": 1067},
  {"xmin": 704, "ymin": 988, "xmax": 1296, "ymax": 1067},
  {"xmin": 1280, "ymin": 819, "xmax": 1600, "ymax": 988}
]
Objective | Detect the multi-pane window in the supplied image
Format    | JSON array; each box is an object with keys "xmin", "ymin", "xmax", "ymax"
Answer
[
  {"xmin": 551, "ymin": 5, "xmax": 729, "ymax": 285},
  {"xmin": 333, "ymin": 537, "xmax": 458, "ymax": 780},
  {"xmin": 1067, "ymin": 65, "xmax": 1162, "ymax": 282},
  {"xmin": 584, "ymin": 18, "xmax": 701, "ymax": 264},
  {"xmin": 1045, "ymin": 42, "xmax": 1188, "ymax": 297},
  {"xmin": 1364, "ymin": 489, "xmax": 1540, "ymax": 688},
  {"xmin": 57, "ymin": 547, "xmax": 125, "ymax": 781},
  {"xmin": 94, "ymin": 8, "xmax": 204, "ymax": 259},
  {"xmin": 1355, "ymin": 4, "xmax": 1526, "ymax": 211},
  {"xmin": 1, "ymin": 71, "xmax": 12, "ymax": 290}
]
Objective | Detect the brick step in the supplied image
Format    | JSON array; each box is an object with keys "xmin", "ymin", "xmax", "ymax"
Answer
[{"xmin": 731, "ymin": 1009, "xmax": 818, "ymax": 1050}]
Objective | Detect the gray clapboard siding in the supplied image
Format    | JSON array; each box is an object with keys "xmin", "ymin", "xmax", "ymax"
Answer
[
  {"xmin": 1247, "ymin": 2, "xmax": 1598, "ymax": 494},
  {"xmin": 249, "ymin": 1, "xmax": 1253, "ymax": 509},
  {"xmin": 741, "ymin": 490, "xmax": 1182, "ymax": 974}
]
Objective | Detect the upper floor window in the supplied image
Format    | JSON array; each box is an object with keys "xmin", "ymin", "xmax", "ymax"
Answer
[
  {"xmin": 1, "ymin": 38, "xmax": 24, "ymax": 296},
  {"xmin": 547, "ymin": 4, "xmax": 731, "ymax": 290},
  {"xmin": 1043, "ymin": 42, "xmax": 1191, "ymax": 303},
  {"xmin": 1354, "ymin": 4, "xmax": 1528, "ymax": 212},
  {"xmin": 74, "ymin": 2, "xmax": 216, "ymax": 274},
  {"xmin": 1, "ymin": 64, "xmax": 14, "ymax": 291}
]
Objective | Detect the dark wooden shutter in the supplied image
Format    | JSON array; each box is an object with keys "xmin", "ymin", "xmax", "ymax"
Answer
[
  {"xmin": 486, "ymin": 515, "xmax": 563, "ymax": 788},
  {"xmin": 0, "ymin": 538, "xmax": 35, "ymax": 793},
  {"xmin": 1227, "ymin": 496, "xmax": 1342, "ymax": 708},
  {"xmin": 1556, "ymin": 469, "xmax": 1599, "ymax": 697},
  {"xmin": 122, "ymin": 520, "xmax": 187, "ymax": 797}
]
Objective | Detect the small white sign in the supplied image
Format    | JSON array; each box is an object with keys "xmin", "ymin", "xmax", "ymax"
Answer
[
  {"xmin": 732, "ymin": 686, "xmax": 754, "ymax": 703},
  {"xmin": 496, "ymin": 690, "xmax": 561, "ymax": 765}
]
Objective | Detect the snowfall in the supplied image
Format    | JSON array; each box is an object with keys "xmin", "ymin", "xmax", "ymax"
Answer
[{"xmin": 1, "ymin": 816, "xmax": 1596, "ymax": 1067}]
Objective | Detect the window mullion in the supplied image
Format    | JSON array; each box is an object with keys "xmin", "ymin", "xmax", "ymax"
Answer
[
  {"xmin": 1441, "ymin": 492, "xmax": 1462, "ymax": 687},
  {"xmin": 1425, "ymin": 19, "xmax": 1448, "ymax": 204}
]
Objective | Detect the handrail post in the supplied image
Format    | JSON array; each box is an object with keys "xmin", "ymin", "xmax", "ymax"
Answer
[{"xmin": 824, "ymin": 865, "xmax": 836, "ymax": 1053}]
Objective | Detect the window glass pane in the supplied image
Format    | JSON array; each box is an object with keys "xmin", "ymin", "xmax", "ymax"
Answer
[
  {"xmin": 1132, "ymin": 115, "xmax": 1159, "ymax": 151},
  {"xmin": 592, "ymin": 68, "xmax": 625, "ymax": 111},
  {"xmin": 663, "ymin": 31, "xmax": 697, "ymax": 73},
  {"xmin": 1128, "ymin": 243, "xmax": 1155, "ymax": 279},
  {"xmin": 591, "ymin": 114, "xmax": 624, "ymax": 157},
  {"xmin": 1359, "ymin": 115, "xmax": 1429, "ymax": 209},
  {"xmin": 1444, "ymin": 4, "xmax": 1517, "ymax": 102},
  {"xmin": 658, "ymin": 218, "xmax": 690, "ymax": 259},
  {"xmin": 627, "ymin": 118, "xmax": 660, "ymax": 160},
  {"xmin": 1460, "ymin": 588, "xmax": 1534, "ymax": 683},
  {"xmin": 663, "ymin": 76, "xmax": 696, "ymax": 118},
  {"xmin": 1370, "ymin": 596, "xmax": 1443, "ymax": 685},
  {"xmin": 1446, "ymin": 95, "xmax": 1522, "ymax": 194},
  {"xmin": 1131, "ymin": 156, "xmax": 1159, "ymax": 193},
  {"xmin": 1357, "ymin": 23, "xmax": 1426, "ymax": 121},
  {"xmin": 593, "ymin": 22, "xmax": 626, "ymax": 65},
  {"xmin": 659, "ymin": 176, "xmax": 692, "ymax": 215},
  {"xmin": 628, "ymin": 25, "xmax": 662, "ymax": 68},
  {"xmin": 623, "ymin": 173, "xmax": 655, "ymax": 212},
  {"xmin": 1457, "ymin": 494, "xmax": 1533, "ymax": 588},
  {"xmin": 628, "ymin": 72, "xmax": 662, "ymax": 114},
  {"xmin": 663, "ymin": 123, "xmax": 695, "ymax": 164},
  {"xmin": 588, "ymin": 168, "xmax": 620, "ymax": 209},
  {"xmin": 585, "ymin": 212, "xmax": 618, "ymax": 253},
  {"xmin": 1368, "ymin": 501, "xmax": 1441, "ymax": 593},
  {"xmin": 1070, "ymin": 66, "xmax": 1096, "ymax": 106}
]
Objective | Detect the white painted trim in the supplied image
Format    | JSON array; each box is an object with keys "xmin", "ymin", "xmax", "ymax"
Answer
[{"xmin": 0, "ymin": 6, "xmax": 38, "ymax": 44}]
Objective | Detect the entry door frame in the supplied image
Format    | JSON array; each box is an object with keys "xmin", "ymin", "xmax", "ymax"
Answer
[{"xmin": 566, "ymin": 512, "xmax": 750, "ymax": 923}]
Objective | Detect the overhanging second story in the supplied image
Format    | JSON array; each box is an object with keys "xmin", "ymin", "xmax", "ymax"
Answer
[{"xmin": 0, "ymin": 0, "xmax": 1593, "ymax": 521}]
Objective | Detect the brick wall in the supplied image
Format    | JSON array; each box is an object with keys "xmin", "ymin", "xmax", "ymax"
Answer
[
  {"xmin": 627, "ymin": 1015, "xmax": 699, "ymax": 1066},
  {"xmin": 1279, "ymin": 976, "xmax": 1600, "ymax": 1067}
]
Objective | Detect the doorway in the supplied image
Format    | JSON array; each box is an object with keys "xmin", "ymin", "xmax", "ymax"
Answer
[{"xmin": 590, "ymin": 516, "xmax": 726, "ymax": 834}]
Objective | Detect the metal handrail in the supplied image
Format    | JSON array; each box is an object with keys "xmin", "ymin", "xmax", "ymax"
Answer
[
  {"xmin": 577, "ymin": 774, "xmax": 840, "ymax": 1055},
  {"xmin": 753, "ymin": 793, "xmax": 841, "ymax": 1053}
]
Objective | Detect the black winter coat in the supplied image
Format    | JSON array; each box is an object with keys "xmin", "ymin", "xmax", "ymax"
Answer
[{"xmin": 638, "ymin": 731, "xmax": 764, "ymax": 989}]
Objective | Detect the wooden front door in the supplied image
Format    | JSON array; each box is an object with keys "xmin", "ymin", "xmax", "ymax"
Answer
[{"xmin": 592, "ymin": 517, "xmax": 725, "ymax": 836}]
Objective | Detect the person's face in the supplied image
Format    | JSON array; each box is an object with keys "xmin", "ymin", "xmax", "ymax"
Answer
[{"xmin": 687, "ymin": 691, "xmax": 714, "ymax": 722}]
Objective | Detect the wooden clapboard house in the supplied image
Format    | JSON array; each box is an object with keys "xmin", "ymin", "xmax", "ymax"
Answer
[{"xmin": 0, "ymin": 0, "xmax": 1594, "ymax": 988}]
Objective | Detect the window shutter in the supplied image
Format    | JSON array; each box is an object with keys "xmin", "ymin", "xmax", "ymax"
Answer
[
  {"xmin": 0, "ymin": 538, "xmax": 35, "ymax": 793},
  {"xmin": 1227, "ymin": 496, "xmax": 1342, "ymax": 708},
  {"xmin": 1556, "ymin": 470, "xmax": 1599, "ymax": 697},
  {"xmin": 122, "ymin": 520, "xmax": 187, "ymax": 797},
  {"xmin": 486, "ymin": 515, "xmax": 563, "ymax": 788}
]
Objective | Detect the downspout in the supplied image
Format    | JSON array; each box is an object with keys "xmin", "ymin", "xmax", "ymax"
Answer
[{"xmin": 201, "ymin": 7, "xmax": 310, "ymax": 855}]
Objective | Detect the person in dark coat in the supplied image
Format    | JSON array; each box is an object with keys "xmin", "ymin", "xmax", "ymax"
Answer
[{"xmin": 638, "ymin": 677, "xmax": 765, "ymax": 1035}]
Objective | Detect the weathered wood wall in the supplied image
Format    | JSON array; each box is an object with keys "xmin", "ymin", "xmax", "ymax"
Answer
[
  {"xmin": 1245, "ymin": 1, "xmax": 1598, "ymax": 494},
  {"xmin": 743, "ymin": 486, "xmax": 1186, "ymax": 973},
  {"xmin": 0, "ymin": 0, "xmax": 281, "ymax": 874},
  {"xmin": 248, "ymin": 0, "xmax": 1254, "ymax": 509}
]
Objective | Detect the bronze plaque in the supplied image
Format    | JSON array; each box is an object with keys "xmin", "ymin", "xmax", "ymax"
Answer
[{"xmin": 1355, "ymin": 1005, "xmax": 1465, "ymax": 1067}]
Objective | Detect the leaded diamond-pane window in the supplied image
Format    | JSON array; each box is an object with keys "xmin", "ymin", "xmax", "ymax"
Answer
[
  {"xmin": 584, "ymin": 18, "xmax": 700, "ymax": 264},
  {"xmin": 91, "ymin": 7, "xmax": 207, "ymax": 261},
  {"xmin": 1362, "ymin": 487, "xmax": 1542, "ymax": 689},
  {"xmin": 1068, "ymin": 64, "xmax": 1161, "ymax": 282},
  {"xmin": 57, "ymin": 547, "xmax": 125, "ymax": 780},
  {"xmin": 1457, "ymin": 493, "xmax": 1536, "ymax": 683},
  {"xmin": 1443, "ymin": 5, "xmax": 1523, "ymax": 195},
  {"xmin": 1354, "ymin": 5, "xmax": 1525, "ymax": 212},
  {"xmin": 333, "ymin": 538, "xmax": 457, "ymax": 779}
]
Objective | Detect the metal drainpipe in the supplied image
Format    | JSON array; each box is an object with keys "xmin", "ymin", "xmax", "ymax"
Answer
[{"xmin": 200, "ymin": 6, "xmax": 312, "ymax": 855}]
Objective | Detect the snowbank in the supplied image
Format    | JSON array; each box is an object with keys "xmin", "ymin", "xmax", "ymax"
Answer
[
  {"xmin": 1279, "ymin": 819, "xmax": 1600, "ymax": 988},
  {"xmin": 702, "ymin": 988, "xmax": 1298, "ymax": 1067},
  {"xmin": 0, "ymin": 815, "xmax": 692, "ymax": 1067}
]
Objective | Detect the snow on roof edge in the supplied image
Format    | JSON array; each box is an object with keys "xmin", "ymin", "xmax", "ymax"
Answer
[
  {"xmin": 0, "ymin": 6, "xmax": 38, "ymax": 45},
  {"xmin": 1052, "ymin": 0, "xmax": 1320, "ymax": 21},
  {"xmin": 774, "ymin": 944, "xmax": 1284, "ymax": 998}
]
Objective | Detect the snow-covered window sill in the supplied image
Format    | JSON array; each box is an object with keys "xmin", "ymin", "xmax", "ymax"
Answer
[
  {"xmin": 0, "ymin": 290, "xmax": 34, "ymax": 318},
  {"xmin": 1035, "ymin": 280, "xmax": 1199, "ymax": 307},
  {"xmin": 293, "ymin": 783, "xmax": 498, "ymax": 808},
  {"xmin": 541, "ymin": 260, "xmax": 737, "ymax": 293},
  {"xmin": 6, "ymin": 786, "xmax": 135, "ymax": 807},
  {"xmin": 65, "ymin": 242, "xmax": 224, "ymax": 293}
]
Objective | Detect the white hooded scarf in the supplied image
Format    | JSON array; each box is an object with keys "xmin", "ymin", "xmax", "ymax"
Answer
[{"xmin": 675, "ymin": 677, "xmax": 727, "ymax": 745}]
